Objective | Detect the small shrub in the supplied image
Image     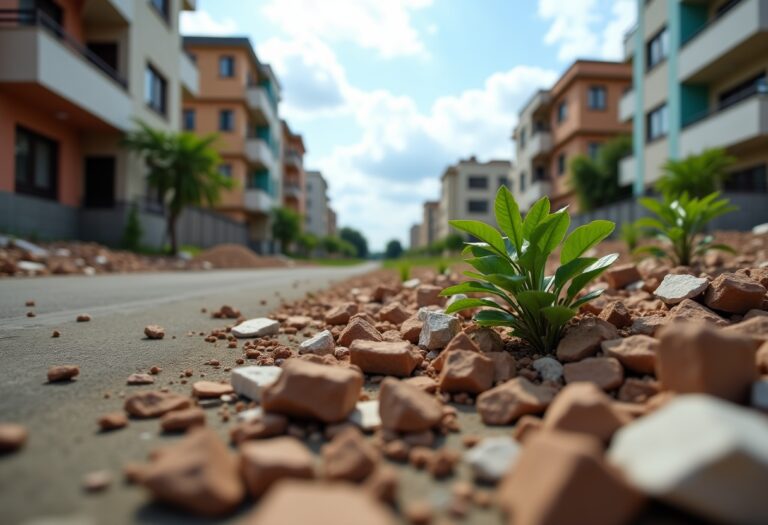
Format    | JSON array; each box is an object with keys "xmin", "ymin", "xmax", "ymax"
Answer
[
  {"xmin": 121, "ymin": 202, "xmax": 143, "ymax": 251},
  {"xmin": 656, "ymin": 148, "xmax": 735, "ymax": 199},
  {"xmin": 437, "ymin": 261, "xmax": 448, "ymax": 275},
  {"xmin": 442, "ymin": 187, "xmax": 617, "ymax": 353},
  {"xmin": 399, "ymin": 263, "xmax": 411, "ymax": 282},
  {"xmin": 633, "ymin": 192, "xmax": 736, "ymax": 266}
]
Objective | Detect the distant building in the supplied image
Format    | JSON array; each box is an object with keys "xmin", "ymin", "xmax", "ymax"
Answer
[
  {"xmin": 419, "ymin": 201, "xmax": 439, "ymax": 247},
  {"xmin": 327, "ymin": 208, "xmax": 337, "ymax": 237},
  {"xmin": 183, "ymin": 36, "xmax": 282, "ymax": 253},
  {"xmin": 410, "ymin": 224, "xmax": 421, "ymax": 250},
  {"xmin": 436, "ymin": 157, "xmax": 513, "ymax": 240},
  {"xmin": 281, "ymin": 120, "xmax": 306, "ymax": 219},
  {"xmin": 304, "ymin": 170, "xmax": 329, "ymax": 238},
  {"xmin": 620, "ymin": 0, "xmax": 768, "ymax": 194},
  {"xmin": 511, "ymin": 60, "xmax": 632, "ymax": 212}
]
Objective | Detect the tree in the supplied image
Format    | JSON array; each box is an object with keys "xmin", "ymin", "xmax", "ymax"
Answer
[
  {"xmin": 570, "ymin": 135, "xmax": 633, "ymax": 211},
  {"xmin": 340, "ymin": 227, "xmax": 369, "ymax": 258},
  {"xmin": 122, "ymin": 121, "xmax": 232, "ymax": 255},
  {"xmin": 656, "ymin": 148, "xmax": 736, "ymax": 199},
  {"xmin": 121, "ymin": 201, "xmax": 143, "ymax": 251},
  {"xmin": 272, "ymin": 207, "xmax": 301, "ymax": 254},
  {"xmin": 443, "ymin": 233, "xmax": 464, "ymax": 253},
  {"xmin": 296, "ymin": 232, "xmax": 318, "ymax": 257},
  {"xmin": 384, "ymin": 239, "xmax": 403, "ymax": 259}
]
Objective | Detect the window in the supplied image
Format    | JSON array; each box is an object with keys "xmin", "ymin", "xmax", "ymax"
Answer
[
  {"xmin": 467, "ymin": 200, "xmax": 488, "ymax": 214},
  {"xmin": 149, "ymin": 0, "xmax": 169, "ymax": 23},
  {"xmin": 182, "ymin": 109, "xmax": 195, "ymax": 131},
  {"xmin": 467, "ymin": 175, "xmax": 488, "ymax": 189},
  {"xmin": 647, "ymin": 104, "xmax": 668, "ymax": 141},
  {"xmin": 556, "ymin": 100, "xmax": 567, "ymax": 123},
  {"xmin": 519, "ymin": 172, "xmax": 527, "ymax": 193},
  {"xmin": 187, "ymin": 53, "xmax": 197, "ymax": 64},
  {"xmin": 587, "ymin": 86, "xmax": 607, "ymax": 110},
  {"xmin": 498, "ymin": 176, "xmax": 509, "ymax": 188},
  {"xmin": 534, "ymin": 166, "xmax": 546, "ymax": 181},
  {"xmin": 557, "ymin": 154, "xmax": 566, "ymax": 176},
  {"xmin": 219, "ymin": 164, "xmax": 232, "ymax": 177},
  {"xmin": 647, "ymin": 27, "xmax": 669, "ymax": 70},
  {"xmin": 219, "ymin": 56, "xmax": 235, "ymax": 78},
  {"xmin": 15, "ymin": 126, "xmax": 58, "ymax": 200},
  {"xmin": 518, "ymin": 127, "xmax": 526, "ymax": 149},
  {"xmin": 724, "ymin": 164, "xmax": 767, "ymax": 193},
  {"xmin": 145, "ymin": 64, "xmax": 167, "ymax": 115},
  {"xmin": 219, "ymin": 109, "xmax": 234, "ymax": 132},
  {"xmin": 588, "ymin": 142, "xmax": 601, "ymax": 160},
  {"xmin": 718, "ymin": 72, "xmax": 767, "ymax": 111}
]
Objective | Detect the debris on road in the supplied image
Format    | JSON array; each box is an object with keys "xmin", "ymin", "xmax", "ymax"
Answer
[
  {"xmin": 143, "ymin": 325, "xmax": 165, "ymax": 339},
  {"xmin": 0, "ymin": 423, "xmax": 28, "ymax": 453},
  {"xmin": 76, "ymin": 314, "xmax": 91, "ymax": 323},
  {"xmin": 47, "ymin": 365, "xmax": 80, "ymax": 383}
]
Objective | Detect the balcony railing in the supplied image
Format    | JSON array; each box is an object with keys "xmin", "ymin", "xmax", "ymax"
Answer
[
  {"xmin": 0, "ymin": 9, "xmax": 127, "ymax": 89},
  {"xmin": 681, "ymin": 0, "xmax": 743, "ymax": 47}
]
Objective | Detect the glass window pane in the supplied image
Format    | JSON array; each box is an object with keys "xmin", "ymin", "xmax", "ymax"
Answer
[
  {"xmin": 34, "ymin": 140, "xmax": 51, "ymax": 189},
  {"xmin": 15, "ymin": 131, "xmax": 30, "ymax": 184}
]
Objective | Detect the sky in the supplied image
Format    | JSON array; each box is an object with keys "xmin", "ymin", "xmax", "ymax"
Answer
[{"xmin": 180, "ymin": 0, "xmax": 637, "ymax": 252}]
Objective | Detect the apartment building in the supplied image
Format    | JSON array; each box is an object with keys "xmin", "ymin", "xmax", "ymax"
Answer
[
  {"xmin": 511, "ymin": 60, "xmax": 632, "ymax": 212},
  {"xmin": 304, "ymin": 170, "xmax": 329, "ymax": 238},
  {"xmin": 418, "ymin": 200, "xmax": 439, "ymax": 248},
  {"xmin": 327, "ymin": 208, "xmax": 337, "ymax": 237},
  {"xmin": 435, "ymin": 157, "xmax": 512, "ymax": 240},
  {"xmin": 409, "ymin": 223, "xmax": 420, "ymax": 250},
  {"xmin": 0, "ymin": 0, "xmax": 197, "ymax": 240},
  {"xmin": 182, "ymin": 36, "xmax": 282, "ymax": 253},
  {"xmin": 620, "ymin": 0, "xmax": 768, "ymax": 194},
  {"xmin": 281, "ymin": 120, "xmax": 306, "ymax": 219}
]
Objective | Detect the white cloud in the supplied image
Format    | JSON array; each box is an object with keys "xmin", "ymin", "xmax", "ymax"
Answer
[
  {"xmin": 180, "ymin": 9, "xmax": 237, "ymax": 36},
  {"xmin": 261, "ymin": 0, "xmax": 433, "ymax": 59},
  {"xmin": 538, "ymin": 0, "xmax": 636, "ymax": 62}
]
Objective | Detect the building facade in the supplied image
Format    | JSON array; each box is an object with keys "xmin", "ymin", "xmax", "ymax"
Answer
[
  {"xmin": 281, "ymin": 120, "xmax": 306, "ymax": 219},
  {"xmin": 418, "ymin": 200, "xmax": 439, "ymax": 248},
  {"xmin": 511, "ymin": 60, "xmax": 632, "ymax": 211},
  {"xmin": 0, "ymin": 0, "xmax": 197, "ymax": 240},
  {"xmin": 436, "ymin": 157, "xmax": 512, "ymax": 240},
  {"xmin": 182, "ymin": 36, "xmax": 282, "ymax": 253},
  {"xmin": 409, "ymin": 223, "xmax": 420, "ymax": 250},
  {"xmin": 620, "ymin": 0, "xmax": 768, "ymax": 194},
  {"xmin": 304, "ymin": 170, "xmax": 329, "ymax": 238}
]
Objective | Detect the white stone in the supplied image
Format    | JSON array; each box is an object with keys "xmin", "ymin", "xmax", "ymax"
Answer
[
  {"xmin": 654, "ymin": 274, "xmax": 710, "ymax": 305},
  {"xmin": 752, "ymin": 223, "xmax": 768, "ymax": 235},
  {"xmin": 17, "ymin": 260, "xmax": 46, "ymax": 272},
  {"xmin": 236, "ymin": 407, "xmax": 264, "ymax": 423},
  {"xmin": 403, "ymin": 278, "xmax": 421, "ymax": 289},
  {"xmin": 465, "ymin": 436, "xmax": 520, "ymax": 483},
  {"xmin": 299, "ymin": 329, "xmax": 335, "ymax": 356},
  {"xmin": 348, "ymin": 400, "xmax": 381, "ymax": 431},
  {"xmin": 608, "ymin": 394, "xmax": 768, "ymax": 524},
  {"xmin": 752, "ymin": 379, "xmax": 768, "ymax": 411},
  {"xmin": 232, "ymin": 317, "xmax": 280, "ymax": 338},
  {"xmin": 533, "ymin": 357, "xmax": 564, "ymax": 382},
  {"xmin": 230, "ymin": 366, "xmax": 282, "ymax": 401},
  {"xmin": 418, "ymin": 311, "xmax": 460, "ymax": 350}
]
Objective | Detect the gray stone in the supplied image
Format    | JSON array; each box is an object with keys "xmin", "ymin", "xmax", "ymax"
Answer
[
  {"xmin": 753, "ymin": 223, "xmax": 768, "ymax": 235},
  {"xmin": 654, "ymin": 274, "xmax": 709, "ymax": 305},
  {"xmin": 298, "ymin": 330, "xmax": 335, "ymax": 356},
  {"xmin": 609, "ymin": 395, "xmax": 768, "ymax": 524},
  {"xmin": 348, "ymin": 400, "xmax": 381, "ymax": 431},
  {"xmin": 532, "ymin": 357, "xmax": 564, "ymax": 382},
  {"xmin": 402, "ymin": 278, "xmax": 421, "ymax": 289},
  {"xmin": 752, "ymin": 379, "xmax": 768, "ymax": 411},
  {"xmin": 465, "ymin": 436, "xmax": 520, "ymax": 483},
  {"xmin": 232, "ymin": 318, "xmax": 280, "ymax": 338},
  {"xmin": 17, "ymin": 260, "xmax": 46, "ymax": 273},
  {"xmin": 418, "ymin": 311, "xmax": 460, "ymax": 350},
  {"xmin": 231, "ymin": 366, "xmax": 282, "ymax": 401}
]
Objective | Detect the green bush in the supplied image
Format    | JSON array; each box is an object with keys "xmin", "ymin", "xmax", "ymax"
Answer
[
  {"xmin": 634, "ymin": 192, "xmax": 736, "ymax": 266},
  {"xmin": 570, "ymin": 135, "xmax": 632, "ymax": 211},
  {"xmin": 656, "ymin": 148, "xmax": 735, "ymax": 199},
  {"xmin": 121, "ymin": 202, "xmax": 143, "ymax": 252},
  {"xmin": 442, "ymin": 187, "xmax": 617, "ymax": 353},
  {"xmin": 399, "ymin": 263, "xmax": 411, "ymax": 282}
]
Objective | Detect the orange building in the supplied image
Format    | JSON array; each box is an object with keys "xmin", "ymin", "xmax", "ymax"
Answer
[
  {"xmin": 182, "ymin": 36, "xmax": 282, "ymax": 253},
  {"xmin": 512, "ymin": 60, "xmax": 632, "ymax": 211},
  {"xmin": 281, "ymin": 120, "xmax": 306, "ymax": 218}
]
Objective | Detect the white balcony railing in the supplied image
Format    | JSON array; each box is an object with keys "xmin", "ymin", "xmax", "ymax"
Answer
[
  {"xmin": 526, "ymin": 131, "xmax": 552, "ymax": 158},
  {"xmin": 246, "ymin": 138, "xmax": 275, "ymax": 170},
  {"xmin": 284, "ymin": 151, "xmax": 302, "ymax": 170},
  {"xmin": 679, "ymin": 0, "xmax": 768, "ymax": 81},
  {"xmin": 247, "ymin": 85, "xmax": 277, "ymax": 127},
  {"xmin": 519, "ymin": 180, "xmax": 551, "ymax": 211},
  {"xmin": 623, "ymin": 25, "xmax": 637, "ymax": 62},
  {"xmin": 179, "ymin": 52, "xmax": 198, "ymax": 97},
  {"xmin": 284, "ymin": 183, "xmax": 302, "ymax": 199},
  {"xmin": 244, "ymin": 188, "xmax": 273, "ymax": 214},
  {"xmin": 619, "ymin": 90, "xmax": 634, "ymax": 123},
  {"xmin": 680, "ymin": 94, "xmax": 768, "ymax": 156},
  {"xmin": 619, "ymin": 156, "xmax": 636, "ymax": 188}
]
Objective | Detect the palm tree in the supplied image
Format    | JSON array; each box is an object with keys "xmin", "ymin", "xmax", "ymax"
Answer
[
  {"xmin": 656, "ymin": 148, "xmax": 736, "ymax": 199},
  {"xmin": 122, "ymin": 121, "xmax": 233, "ymax": 255}
]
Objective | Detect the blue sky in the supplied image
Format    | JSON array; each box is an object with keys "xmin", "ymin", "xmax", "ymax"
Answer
[{"xmin": 181, "ymin": 0, "xmax": 636, "ymax": 251}]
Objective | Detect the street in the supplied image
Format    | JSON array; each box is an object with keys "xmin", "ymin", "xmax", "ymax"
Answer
[{"xmin": 0, "ymin": 264, "xmax": 382, "ymax": 524}]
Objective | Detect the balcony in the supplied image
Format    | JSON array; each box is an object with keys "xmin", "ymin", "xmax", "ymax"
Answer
[
  {"xmin": 619, "ymin": 156, "xmax": 636, "ymax": 188},
  {"xmin": 180, "ymin": 51, "xmax": 198, "ymax": 97},
  {"xmin": 284, "ymin": 151, "xmax": 302, "ymax": 170},
  {"xmin": 244, "ymin": 189, "xmax": 274, "ymax": 214},
  {"xmin": 619, "ymin": 90, "xmax": 634, "ymax": 123},
  {"xmin": 519, "ymin": 180, "xmax": 551, "ymax": 211},
  {"xmin": 526, "ymin": 131, "xmax": 552, "ymax": 159},
  {"xmin": 680, "ymin": 93, "xmax": 768, "ymax": 156},
  {"xmin": 623, "ymin": 25, "xmax": 636, "ymax": 62},
  {"xmin": 0, "ymin": 9, "xmax": 131, "ymax": 130},
  {"xmin": 247, "ymin": 85, "xmax": 277, "ymax": 127},
  {"xmin": 679, "ymin": 0, "xmax": 768, "ymax": 82},
  {"xmin": 82, "ymin": 0, "xmax": 133, "ymax": 24},
  {"xmin": 284, "ymin": 183, "xmax": 302, "ymax": 200},
  {"xmin": 246, "ymin": 138, "xmax": 275, "ymax": 171}
]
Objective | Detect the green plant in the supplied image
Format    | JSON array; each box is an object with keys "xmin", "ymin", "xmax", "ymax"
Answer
[
  {"xmin": 656, "ymin": 148, "xmax": 736, "ymax": 199},
  {"xmin": 633, "ymin": 192, "xmax": 737, "ymax": 266},
  {"xmin": 399, "ymin": 263, "xmax": 411, "ymax": 282},
  {"xmin": 437, "ymin": 261, "xmax": 448, "ymax": 275},
  {"xmin": 440, "ymin": 187, "xmax": 617, "ymax": 353},
  {"xmin": 619, "ymin": 222, "xmax": 642, "ymax": 253},
  {"xmin": 570, "ymin": 135, "xmax": 633, "ymax": 211},
  {"xmin": 272, "ymin": 207, "xmax": 301, "ymax": 254},
  {"xmin": 385, "ymin": 239, "xmax": 404, "ymax": 259},
  {"xmin": 340, "ymin": 227, "xmax": 369, "ymax": 258},
  {"xmin": 121, "ymin": 202, "xmax": 143, "ymax": 251},
  {"xmin": 443, "ymin": 233, "xmax": 464, "ymax": 253},
  {"xmin": 296, "ymin": 232, "xmax": 318, "ymax": 257},
  {"xmin": 122, "ymin": 120, "xmax": 233, "ymax": 255}
]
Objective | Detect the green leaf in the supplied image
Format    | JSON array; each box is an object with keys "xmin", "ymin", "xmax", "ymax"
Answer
[
  {"xmin": 522, "ymin": 197, "xmax": 550, "ymax": 240},
  {"xmin": 566, "ymin": 253, "xmax": 618, "ymax": 299},
  {"xmin": 531, "ymin": 210, "xmax": 570, "ymax": 258},
  {"xmin": 494, "ymin": 186, "xmax": 524, "ymax": 254},
  {"xmin": 463, "ymin": 272, "xmax": 524, "ymax": 294},
  {"xmin": 465, "ymin": 255, "xmax": 514, "ymax": 276},
  {"xmin": 440, "ymin": 281, "xmax": 513, "ymax": 304},
  {"xmin": 632, "ymin": 245, "xmax": 671, "ymax": 260},
  {"xmin": 516, "ymin": 290, "xmax": 556, "ymax": 313},
  {"xmin": 445, "ymin": 298, "xmax": 505, "ymax": 315},
  {"xmin": 474, "ymin": 309, "xmax": 516, "ymax": 327},
  {"xmin": 700, "ymin": 243, "xmax": 736, "ymax": 255},
  {"xmin": 449, "ymin": 220, "xmax": 506, "ymax": 256},
  {"xmin": 569, "ymin": 288, "xmax": 605, "ymax": 309},
  {"xmin": 560, "ymin": 220, "xmax": 615, "ymax": 264},
  {"xmin": 541, "ymin": 305, "xmax": 577, "ymax": 329},
  {"xmin": 553, "ymin": 256, "xmax": 597, "ymax": 290}
]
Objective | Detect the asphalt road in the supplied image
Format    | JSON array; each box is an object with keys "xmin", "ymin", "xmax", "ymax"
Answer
[{"xmin": 0, "ymin": 263, "xmax": 393, "ymax": 525}]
